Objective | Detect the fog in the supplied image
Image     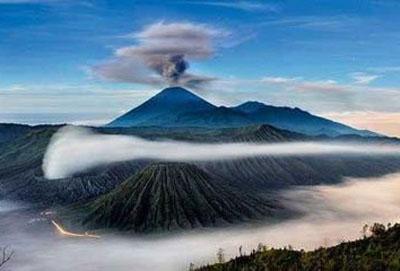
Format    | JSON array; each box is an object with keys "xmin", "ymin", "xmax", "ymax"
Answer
[
  {"xmin": 2, "ymin": 174, "xmax": 400, "ymax": 271},
  {"xmin": 43, "ymin": 126, "xmax": 400, "ymax": 179}
]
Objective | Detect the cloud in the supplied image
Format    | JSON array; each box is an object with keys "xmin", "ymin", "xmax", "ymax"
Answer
[
  {"xmin": 350, "ymin": 72, "xmax": 379, "ymax": 85},
  {"xmin": 323, "ymin": 111, "xmax": 400, "ymax": 137},
  {"xmin": 259, "ymin": 76, "xmax": 347, "ymax": 92},
  {"xmin": 260, "ymin": 15, "xmax": 365, "ymax": 33},
  {"xmin": 261, "ymin": 76, "xmax": 300, "ymax": 84},
  {"xmin": 4, "ymin": 174, "xmax": 400, "ymax": 270},
  {"xmin": 199, "ymin": 75, "xmax": 400, "ymax": 129},
  {"xmin": 182, "ymin": 1, "xmax": 279, "ymax": 13},
  {"xmin": 92, "ymin": 22, "xmax": 223, "ymax": 89},
  {"xmin": 295, "ymin": 80, "xmax": 348, "ymax": 92},
  {"xmin": 42, "ymin": 126, "xmax": 400, "ymax": 179},
  {"xmin": 369, "ymin": 66, "xmax": 400, "ymax": 73}
]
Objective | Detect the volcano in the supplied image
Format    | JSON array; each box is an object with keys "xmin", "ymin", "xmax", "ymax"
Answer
[{"xmin": 82, "ymin": 162, "xmax": 274, "ymax": 232}]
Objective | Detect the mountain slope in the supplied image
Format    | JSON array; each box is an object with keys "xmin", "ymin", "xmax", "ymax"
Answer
[
  {"xmin": 107, "ymin": 87, "xmax": 375, "ymax": 137},
  {"xmin": 0, "ymin": 126, "xmax": 145, "ymax": 205},
  {"xmin": 107, "ymin": 87, "xmax": 216, "ymax": 127},
  {"xmin": 82, "ymin": 162, "xmax": 276, "ymax": 232},
  {"xmin": 0, "ymin": 123, "xmax": 33, "ymax": 143},
  {"xmin": 233, "ymin": 101, "xmax": 376, "ymax": 137}
]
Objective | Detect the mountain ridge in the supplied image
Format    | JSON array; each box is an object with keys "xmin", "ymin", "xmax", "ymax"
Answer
[{"xmin": 107, "ymin": 87, "xmax": 377, "ymax": 137}]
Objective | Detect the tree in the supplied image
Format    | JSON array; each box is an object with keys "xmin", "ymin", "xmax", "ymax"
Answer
[
  {"xmin": 370, "ymin": 223, "xmax": 386, "ymax": 237},
  {"xmin": 0, "ymin": 246, "xmax": 14, "ymax": 269},
  {"xmin": 217, "ymin": 248, "xmax": 225, "ymax": 264},
  {"xmin": 257, "ymin": 243, "xmax": 265, "ymax": 252},
  {"xmin": 361, "ymin": 224, "xmax": 369, "ymax": 238}
]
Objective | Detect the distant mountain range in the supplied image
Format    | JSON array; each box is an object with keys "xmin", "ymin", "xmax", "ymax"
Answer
[{"xmin": 107, "ymin": 87, "xmax": 376, "ymax": 137}]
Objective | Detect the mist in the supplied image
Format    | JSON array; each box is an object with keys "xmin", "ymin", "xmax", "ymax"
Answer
[
  {"xmin": 2, "ymin": 173, "xmax": 400, "ymax": 271},
  {"xmin": 43, "ymin": 126, "xmax": 400, "ymax": 179}
]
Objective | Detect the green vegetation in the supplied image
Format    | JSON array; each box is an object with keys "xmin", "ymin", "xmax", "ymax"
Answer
[{"xmin": 197, "ymin": 223, "xmax": 400, "ymax": 271}]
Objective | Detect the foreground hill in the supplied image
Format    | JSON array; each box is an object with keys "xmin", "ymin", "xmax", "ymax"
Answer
[
  {"xmin": 81, "ymin": 163, "xmax": 276, "ymax": 232},
  {"xmin": 197, "ymin": 223, "xmax": 400, "ymax": 271},
  {"xmin": 107, "ymin": 87, "xmax": 374, "ymax": 137}
]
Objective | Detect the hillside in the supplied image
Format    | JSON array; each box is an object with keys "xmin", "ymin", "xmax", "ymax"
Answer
[
  {"xmin": 0, "ymin": 126, "xmax": 145, "ymax": 205},
  {"xmin": 233, "ymin": 101, "xmax": 376, "ymax": 137},
  {"xmin": 81, "ymin": 162, "xmax": 277, "ymax": 232},
  {"xmin": 106, "ymin": 87, "xmax": 375, "ymax": 137},
  {"xmin": 197, "ymin": 223, "xmax": 400, "ymax": 271},
  {"xmin": 0, "ymin": 123, "xmax": 33, "ymax": 143}
]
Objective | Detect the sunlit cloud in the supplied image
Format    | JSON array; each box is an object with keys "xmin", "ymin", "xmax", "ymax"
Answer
[{"xmin": 323, "ymin": 111, "xmax": 400, "ymax": 137}]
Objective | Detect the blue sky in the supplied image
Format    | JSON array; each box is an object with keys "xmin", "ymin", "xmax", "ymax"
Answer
[{"xmin": 1, "ymin": 0, "xmax": 400, "ymax": 135}]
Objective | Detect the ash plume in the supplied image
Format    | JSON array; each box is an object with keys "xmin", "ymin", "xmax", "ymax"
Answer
[
  {"xmin": 145, "ymin": 54, "xmax": 188, "ymax": 84},
  {"xmin": 93, "ymin": 22, "xmax": 221, "ymax": 88}
]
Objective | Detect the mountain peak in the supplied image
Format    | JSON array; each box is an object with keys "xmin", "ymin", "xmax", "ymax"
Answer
[
  {"xmin": 237, "ymin": 101, "xmax": 268, "ymax": 113},
  {"xmin": 107, "ymin": 87, "xmax": 215, "ymax": 127},
  {"xmin": 159, "ymin": 86, "xmax": 192, "ymax": 95},
  {"xmin": 153, "ymin": 86, "xmax": 210, "ymax": 104}
]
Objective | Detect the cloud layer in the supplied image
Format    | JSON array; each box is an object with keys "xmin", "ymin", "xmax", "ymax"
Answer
[
  {"xmin": 43, "ymin": 126, "xmax": 400, "ymax": 179},
  {"xmin": 4, "ymin": 174, "xmax": 400, "ymax": 271},
  {"xmin": 93, "ymin": 22, "xmax": 220, "ymax": 88}
]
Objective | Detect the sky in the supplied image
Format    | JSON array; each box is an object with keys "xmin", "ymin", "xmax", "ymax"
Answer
[{"xmin": 0, "ymin": 0, "xmax": 400, "ymax": 136}]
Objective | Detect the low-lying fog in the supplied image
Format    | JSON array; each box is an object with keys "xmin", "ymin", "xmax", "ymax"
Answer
[
  {"xmin": 43, "ymin": 126, "xmax": 400, "ymax": 179},
  {"xmin": 2, "ymin": 173, "xmax": 400, "ymax": 271}
]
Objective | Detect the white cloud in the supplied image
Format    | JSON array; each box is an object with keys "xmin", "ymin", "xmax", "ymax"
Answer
[
  {"xmin": 183, "ymin": 1, "xmax": 279, "ymax": 13},
  {"xmin": 43, "ymin": 126, "xmax": 400, "ymax": 179},
  {"xmin": 261, "ymin": 76, "xmax": 300, "ymax": 84},
  {"xmin": 350, "ymin": 72, "xmax": 379, "ymax": 85}
]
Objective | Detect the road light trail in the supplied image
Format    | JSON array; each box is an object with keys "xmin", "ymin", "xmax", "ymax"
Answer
[{"xmin": 51, "ymin": 220, "xmax": 100, "ymax": 239}]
